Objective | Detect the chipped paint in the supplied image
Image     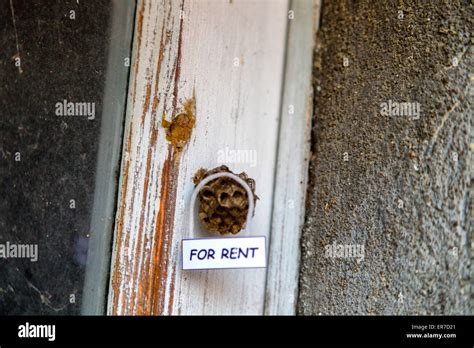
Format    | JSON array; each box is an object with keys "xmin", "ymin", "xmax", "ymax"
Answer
[
  {"xmin": 132, "ymin": 0, "xmax": 145, "ymax": 105},
  {"xmin": 108, "ymin": 0, "xmax": 186, "ymax": 315}
]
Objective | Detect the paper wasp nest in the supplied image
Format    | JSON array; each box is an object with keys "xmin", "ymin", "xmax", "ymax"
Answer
[{"xmin": 193, "ymin": 165, "xmax": 257, "ymax": 235}]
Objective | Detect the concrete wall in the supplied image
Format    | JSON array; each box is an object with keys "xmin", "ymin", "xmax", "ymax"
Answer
[{"xmin": 298, "ymin": 0, "xmax": 472, "ymax": 314}]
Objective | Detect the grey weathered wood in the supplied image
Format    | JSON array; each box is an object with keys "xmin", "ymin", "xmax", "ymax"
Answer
[
  {"xmin": 81, "ymin": 0, "xmax": 136, "ymax": 315},
  {"xmin": 264, "ymin": 0, "xmax": 320, "ymax": 315}
]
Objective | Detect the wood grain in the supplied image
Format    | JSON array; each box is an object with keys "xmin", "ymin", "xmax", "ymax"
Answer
[
  {"xmin": 264, "ymin": 0, "xmax": 320, "ymax": 315},
  {"xmin": 108, "ymin": 0, "xmax": 289, "ymax": 315}
]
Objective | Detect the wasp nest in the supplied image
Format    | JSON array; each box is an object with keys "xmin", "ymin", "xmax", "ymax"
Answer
[{"xmin": 193, "ymin": 165, "xmax": 257, "ymax": 235}]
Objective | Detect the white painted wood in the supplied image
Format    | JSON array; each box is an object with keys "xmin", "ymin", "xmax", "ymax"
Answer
[
  {"xmin": 264, "ymin": 0, "xmax": 320, "ymax": 315},
  {"xmin": 108, "ymin": 0, "xmax": 289, "ymax": 315}
]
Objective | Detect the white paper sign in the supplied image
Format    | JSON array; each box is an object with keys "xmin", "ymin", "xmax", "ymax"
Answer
[{"xmin": 182, "ymin": 236, "xmax": 266, "ymax": 270}]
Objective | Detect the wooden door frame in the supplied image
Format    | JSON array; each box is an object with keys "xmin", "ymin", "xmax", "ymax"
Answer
[{"xmin": 107, "ymin": 0, "xmax": 319, "ymax": 315}]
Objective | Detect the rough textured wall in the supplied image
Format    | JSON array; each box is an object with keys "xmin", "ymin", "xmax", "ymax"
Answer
[{"xmin": 298, "ymin": 0, "xmax": 472, "ymax": 314}]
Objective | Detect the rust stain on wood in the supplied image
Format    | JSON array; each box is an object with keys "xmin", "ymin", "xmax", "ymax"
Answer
[
  {"xmin": 127, "ymin": 145, "xmax": 180, "ymax": 315},
  {"xmin": 146, "ymin": 1, "xmax": 185, "ymax": 312},
  {"xmin": 110, "ymin": 127, "xmax": 133, "ymax": 315},
  {"xmin": 149, "ymin": 14, "xmax": 168, "ymax": 147},
  {"xmin": 110, "ymin": 0, "xmax": 187, "ymax": 315},
  {"xmin": 167, "ymin": 267, "xmax": 177, "ymax": 314},
  {"xmin": 150, "ymin": 147, "xmax": 179, "ymax": 314},
  {"xmin": 128, "ymin": 144, "xmax": 154, "ymax": 312},
  {"xmin": 132, "ymin": 0, "xmax": 145, "ymax": 105},
  {"xmin": 171, "ymin": 0, "xmax": 185, "ymax": 115},
  {"xmin": 143, "ymin": 75, "xmax": 152, "ymax": 115}
]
